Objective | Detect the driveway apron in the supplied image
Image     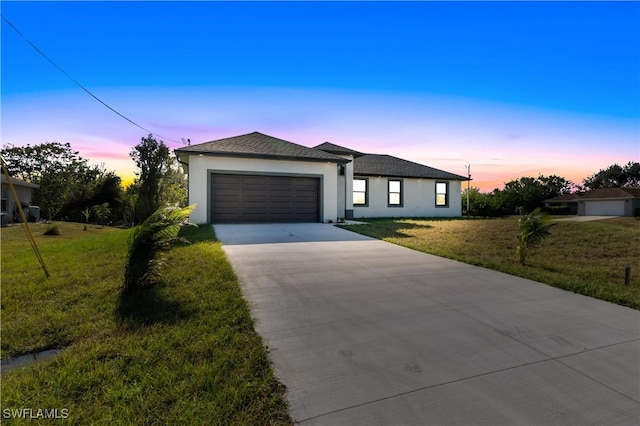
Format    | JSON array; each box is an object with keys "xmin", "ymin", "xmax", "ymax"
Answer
[{"xmin": 215, "ymin": 223, "xmax": 640, "ymax": 425}]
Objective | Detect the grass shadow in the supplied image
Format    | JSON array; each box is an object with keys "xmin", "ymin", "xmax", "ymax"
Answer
[
  {"xmin": 343, "ymin": 219, "xmax": 433, "ymax": 239},
  {"xmin": 116, "ymin": 285, "xmax": 194, "ymax": 330},
  {"xmin": 178, "ymin": 223, "xmax": 217, "ymax": 243}
]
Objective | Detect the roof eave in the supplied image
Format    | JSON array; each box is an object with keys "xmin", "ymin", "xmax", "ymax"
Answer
[
  {"xmin": 174, "ymin": 150, "xmax": 349, "ymax": 164},
  {"xmin": 354, "ymin": 172, "xmax": 469, "ymax": 180}
]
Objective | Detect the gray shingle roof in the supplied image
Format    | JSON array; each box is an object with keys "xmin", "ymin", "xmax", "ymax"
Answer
[
  {"xmin": 175, "ymin": 132, "xmax": 348, "ymax": 163},
  {"xmin": 353, "ymin": 154, "xmax": 468, "ymax": 180},
  {"xmin": 313, "ymin": 142, "xmax": 364, "ymax": 157},
  {"xmin": 545, "ymin": 187, "xmax": 640, "ymax": 202}
]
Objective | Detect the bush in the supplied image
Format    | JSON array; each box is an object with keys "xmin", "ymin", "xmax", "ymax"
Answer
[
  {"xmin": 123, "ymin": 205, "xmax": 195, "ymax": 292},
  {"xmin": 43, "ymin": 223, "xmax": 60, "ymax": 235}
]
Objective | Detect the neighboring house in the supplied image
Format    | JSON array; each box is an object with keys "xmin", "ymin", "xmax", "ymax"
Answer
[
  {"xmin": 544, "ymin": 187, "xmax": 640, "ymax": 217},
  {"xmin": 1, "ymin": 174, "xmax": 40, "ymax": 224},
  {"xmin": 175, "ymin": 132, "xmax": 468, "ymax": 224}
]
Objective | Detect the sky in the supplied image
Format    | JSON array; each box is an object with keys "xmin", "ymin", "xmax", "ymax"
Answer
[{"xmin": 2, "ymin": 1, "xmax": 639, "ymax": 191}]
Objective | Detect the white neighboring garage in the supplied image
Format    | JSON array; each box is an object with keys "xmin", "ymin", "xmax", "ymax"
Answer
[
  {"xmin": 575, "ymin": 187, "xmax": 640, "ymax": 217},
  {"xmin": 584, "ymin": 200, "xmax": 626, "ymax": 216}
]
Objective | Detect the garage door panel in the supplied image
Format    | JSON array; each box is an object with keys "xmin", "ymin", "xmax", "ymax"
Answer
[
  {"xmin": 584, "ymin": 200, "xmax": 625, "ymax": 216},
  {"xmin": 211, "ymin": 174, "xmax": 319, "ymax": 223}
]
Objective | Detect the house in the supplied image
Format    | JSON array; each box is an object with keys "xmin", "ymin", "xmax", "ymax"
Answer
[
  {"xmin": 175, "ymin": 132, "xmax": 468, "ymax": 224},
  {"xmin": 1, "ymin": 174, "xmax": 40, "ymax": 225},
  {"xmin": 544, "ymin": 187, "xmax": 640, "ymax": 217}
]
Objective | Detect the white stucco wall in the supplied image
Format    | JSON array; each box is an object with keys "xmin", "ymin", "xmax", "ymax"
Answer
[
  {"xmin": 184, "ymin": 154, "xmax": 339, "ymax": 224},
  {"xmin": 353, "ymin": 177, "xmax": 462, "ymax": 218},
  {"xmin": 335, "ymin": 154, "xmax": 355, "ymax": 220}
]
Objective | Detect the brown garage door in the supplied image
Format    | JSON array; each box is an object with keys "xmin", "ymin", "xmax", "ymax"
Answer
[{"xmin": 211, "ymin": 174, "xmax": 319, "ymax": 223}]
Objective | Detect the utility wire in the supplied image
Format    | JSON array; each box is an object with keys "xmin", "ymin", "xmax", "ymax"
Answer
[{"xmin": 2, "ymin": 15, "xmax": 181, "ymax": 145}]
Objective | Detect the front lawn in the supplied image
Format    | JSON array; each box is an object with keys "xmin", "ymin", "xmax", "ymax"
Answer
[
  {"xmin": 1, "ymin": 222, "xmax": 291, "ymax": 424},
  {"xmin": 340, "ymin": 217, "xmax": 640, "ymax": 310}
]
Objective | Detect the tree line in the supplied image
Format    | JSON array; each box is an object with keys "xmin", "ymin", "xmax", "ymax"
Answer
[
  {"xmin": 3, "ymin": 136, "xmax": 637, "ymax": 222},
  {"xmin": 464, "ymin": 161, "xmax": 640, "ymax": 216},
  {"xmin": 1, "ymin": 135, "xmax": 186, "ymax": 225}
]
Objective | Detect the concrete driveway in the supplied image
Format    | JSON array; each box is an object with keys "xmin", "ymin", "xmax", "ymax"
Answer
[
  {"xmin": 554, "ymin": 216, "xmax": 618, "ymax": 222},
  {"xmin": 215, "ymin": 223, "xmax": 640, "ymax": 425}
]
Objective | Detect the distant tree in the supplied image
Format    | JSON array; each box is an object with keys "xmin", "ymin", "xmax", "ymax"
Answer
[
  {"xmin": 583, "ymin": 162, "xmax": 640, "ymax": 190},
  {"xmin": 1, "ymin": 142, "xmax": 123, "ymax": 221},
  {"xmin": 1, "ymin": 142, "xmax": 86, "ymax": 183},
  {"xmin": 58, "ymin": 167, "xmax": 123, "ymax": 222},
  {"xmin": 130, "ymin": 135, "xmax": 171, "ymax": 223},
  {"xmin": 129, "ymin": 134, "xmax": 187, "ymax": 223},
  {"xmin": 516, "ymin": 208, "xmax": 555, "ymax": 265},
  {"xmin": 160, "ymin": 161, "xmax": 188, "ymax": 207},
  {"xmin": 462, "ymin": 187, "xmax": 504, "ymax": 217},
  {"xmin": 91, "ymin": 203, "xmax": 111, "ymax": 226},
  {"xmin": 501, "ymin": 175, "xmax": 574, "ymax": 214}
]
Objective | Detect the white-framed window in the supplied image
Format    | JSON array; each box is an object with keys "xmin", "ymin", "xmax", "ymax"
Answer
[
  {"xmin": 388, "ymin": 179, "xmax": 403, "ymax": 207},
  {"xmin": 435, "ymin": 181, "xmax": 448, "ymax": 207},
  {"xmin": 353, "ymin": 178, "xmax": 368, "ymax": 206}
]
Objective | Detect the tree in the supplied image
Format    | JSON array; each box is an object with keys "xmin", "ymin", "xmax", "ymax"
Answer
[
  {"xmin": 130, "ymin": 135, "xmax": 171, "ymax": 223},
  {"xmin": 160, "ymin": 161, "xmax": 188, "ymax": 207},
  {"xmin": 462, "ymin": 187, "xmax": 505, "ymax": 217},
  {"xmin": 501, "ymin": 175, "xmax": 574, "ymax": 214},
  {"xmin": 516, "ymin": 208, "xmax": 555, "ymax": 265},
  {"xmin": 583, "ymin": 162, "xmax": 640, "ymax": 190},
  {"xmin": 1, "ymin": 142, "xmax": 123, "ymax": 221}
]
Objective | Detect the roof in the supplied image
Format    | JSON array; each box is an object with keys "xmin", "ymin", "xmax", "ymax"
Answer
[
  {"xmin": 313, "ymin": 142, "xmax": 364, "ymax": 158},
  {"xmin": 175, "ymin": 132, "xmax": 348, "ymax": 164},
  {"xmin": 545, "ymin": 187, "xmax": 640, "ymax": 202},
  {"xmin": 1, "ymin": 174, "xmax": 40, "ymax": 189},
  {"xmin": 353, "ymin": 154, "xmax": 468, "ymax": 180}
]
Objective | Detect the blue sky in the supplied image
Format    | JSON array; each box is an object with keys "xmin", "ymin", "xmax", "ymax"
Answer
[{"xmin": 2, "ymin": 1, "xmax": 639, "ymax": 190}]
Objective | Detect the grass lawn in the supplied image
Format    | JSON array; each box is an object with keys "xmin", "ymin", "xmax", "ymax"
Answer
[
  {"xmin": 1, "ymin": 222, "xmax": 291, "ymax": 424},
  {"xmin": 340, "ymin": 216, "xmax": 640, "ymax": 310}
]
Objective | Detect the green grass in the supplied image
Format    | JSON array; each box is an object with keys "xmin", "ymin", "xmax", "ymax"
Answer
[
  {"xmin": 1, "ymin": 222, "xmax": 291, "ymax": 424},
  {"xmin": 340, "ymin": 217, "xmax": 640, "ymax": 310}
]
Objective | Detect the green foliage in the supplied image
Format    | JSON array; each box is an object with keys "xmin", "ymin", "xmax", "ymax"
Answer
[
  {"xmin": 516, "ymin": 208, "xmax": 554, "ymax": 265},
  {"xmin": 91, "ymin": 203, "xmax": 110, "ymax": 226},
  {"xmin": 502, "ymin": 175, "xmax": 574, "ymax": 214},
  {"xmin": 130, "ymin": 135, "xmax": 170, "ymax": 223},
  {"xmin": 81, "ymin": 207, "xmax": 90, "ymax": 223},
  {"xmin": 583, "ymin": 161, "xmax": 640, "ymax": 190},
  {"xmin": 462, "ymin": 187, "xmax": 504, "ymax": 216},
  {"xmin": 1, "ymin": 142, "xmax": 124, "ymax": 222},
  {"xmin": 43, "ymin": 223, "xmax": 60, "ymax": 235},
  {"xmin": 123, "ymin": 205, "xmax": 196, "ymax": 292}
]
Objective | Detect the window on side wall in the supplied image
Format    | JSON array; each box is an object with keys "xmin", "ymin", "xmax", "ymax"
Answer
[
  {"xmin": 435, "ymin": 182, "xmax": 448, "ymax": 207},
  {"xmin": 353, "ymin": 178, "xmax": 368, "ymax": 206},
  {"xmin": 388, "ymin": 179, "xmax": 402, "ymax": 207}
]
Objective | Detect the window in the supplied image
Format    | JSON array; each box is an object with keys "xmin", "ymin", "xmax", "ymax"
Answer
[
  {"xmin": 435, "ymin": 182, "xmax": 448, "ymax": 207},
  {"xmin": 353, "ymin": 178, "xmax": 368, "ymax": 206},
  {"xmin": 388, "ymin": 179, "xmax": 402, "ymax": 206}
]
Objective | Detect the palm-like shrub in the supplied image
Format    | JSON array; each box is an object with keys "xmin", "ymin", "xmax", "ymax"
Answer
[
  {"xmin": 516, "ymin": 208, "xmax": 555, "ymax": 265},
  {"xmin": 123, "ymin": 204, "xmax": 196, "ymax": 292}
]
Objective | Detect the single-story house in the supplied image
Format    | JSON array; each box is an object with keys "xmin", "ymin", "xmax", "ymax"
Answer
[
  {"xmin": 175, "ymin": 132, "xmax": 469, "ymax": 224},
  {"xmin": 544, "ymin": 187, "xmax": 640, "ymax": 217},
  {"xmin": 1, "ymin": 174, "xmax": 40, "ymax": 225}
]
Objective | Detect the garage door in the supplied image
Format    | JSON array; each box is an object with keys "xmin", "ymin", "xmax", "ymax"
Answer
[
  {"xmin": 584, "ymin": 200, "xmax": 625, "ymax": 216},
  {"xmin": 211, "ymin": 174, "xmax": 319, "ymax": 223}
]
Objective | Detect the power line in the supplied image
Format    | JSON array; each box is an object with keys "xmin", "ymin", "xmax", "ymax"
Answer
[{"xmin": 1, "ymin": 15, "xmax": 182, "ymax": 145}]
